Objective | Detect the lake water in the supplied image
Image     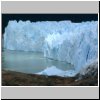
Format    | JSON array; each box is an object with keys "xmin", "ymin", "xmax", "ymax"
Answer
[{"xmin": 2, "ymin": 50, "xmax": 74, "ymax": 74}]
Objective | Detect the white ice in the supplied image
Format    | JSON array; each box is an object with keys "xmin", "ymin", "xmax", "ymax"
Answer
[
  {"xmin": 37, "ymin": 66, "xmax": 64, "ymax": 76},
  {"xmin": 37, "ymin": 66, "xmax": 76, "ymax": 77}
]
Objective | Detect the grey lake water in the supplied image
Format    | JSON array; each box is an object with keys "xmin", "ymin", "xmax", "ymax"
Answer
[{"xmin": 2, "ymin": 50, "xmax": 74, "ymax": 74}]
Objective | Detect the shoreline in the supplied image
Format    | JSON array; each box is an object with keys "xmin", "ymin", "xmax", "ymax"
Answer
[{"xmin": 2, "ymin": 69, "xmax": 98, "ymax": 86}]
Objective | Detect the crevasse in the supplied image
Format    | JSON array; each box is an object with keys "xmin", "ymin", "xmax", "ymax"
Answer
[{"xmin": 3, "ymin": 20, "xmax": 98, "ymax": 74}]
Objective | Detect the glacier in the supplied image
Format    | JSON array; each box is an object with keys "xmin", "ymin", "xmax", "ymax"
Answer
[{"xmin": 3, "ymin": 20, "xmax": 98, "ymax": 76}]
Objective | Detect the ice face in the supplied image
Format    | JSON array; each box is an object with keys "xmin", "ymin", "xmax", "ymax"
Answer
[
  {"xmin": 44, "ymin": 21, "xmax": 98, "ymax": 71},
  {"xmin": 4, "ymin": 20, "xmax": 47, "ymax": 52},
  {"xmin": 4, "ymin": 20, "xmax": 98, "ymax": 73}
]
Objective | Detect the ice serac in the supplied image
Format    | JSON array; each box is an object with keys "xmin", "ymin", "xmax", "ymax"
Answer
[{"xmin": 4, "ymin": 20, "xmax": 98, "ymax": 73}]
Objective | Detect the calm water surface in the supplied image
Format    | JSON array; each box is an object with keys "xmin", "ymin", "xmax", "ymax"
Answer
[{"xmin": 2, "ymin": 50, "xmax": 74, "ymax": 74}]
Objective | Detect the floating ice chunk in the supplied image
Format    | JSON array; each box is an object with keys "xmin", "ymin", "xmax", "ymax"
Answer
[
  {"xmin": 37, "ymin": 66, "xmax": 64, "ymax": 76},
  {"xmin": 37, "ymin": 66, "xmax": 77, "ymax": 77}
]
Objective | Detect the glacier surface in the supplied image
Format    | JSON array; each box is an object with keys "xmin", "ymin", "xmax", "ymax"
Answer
[{"xmin": 3, "ymin": 20, "xmax": 98, "ymax": 76}]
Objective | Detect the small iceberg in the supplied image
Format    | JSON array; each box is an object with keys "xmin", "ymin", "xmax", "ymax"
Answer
[
  {"xmin": 37, "ymin": 66, "xmax": 64, "ymax": 76},
  {"xmin": 37, "ymin": 66, "xmax": 77, "ymax": 77}
]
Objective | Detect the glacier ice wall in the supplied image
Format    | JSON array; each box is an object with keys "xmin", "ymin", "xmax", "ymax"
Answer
[
  {"xmin": 4, "ymin": 20, "xmax": 72, "ymax": 52},
  {"xmin": 4, "ymin": 20, "xmax": 49, "ymax": 52},
  {"xmin": 4, "ymin": 20, "xmax": 98, "ymax": 72},
  {"xmin": 44, "ymin": 21, "xmax": 98, "ymax": 71}
]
